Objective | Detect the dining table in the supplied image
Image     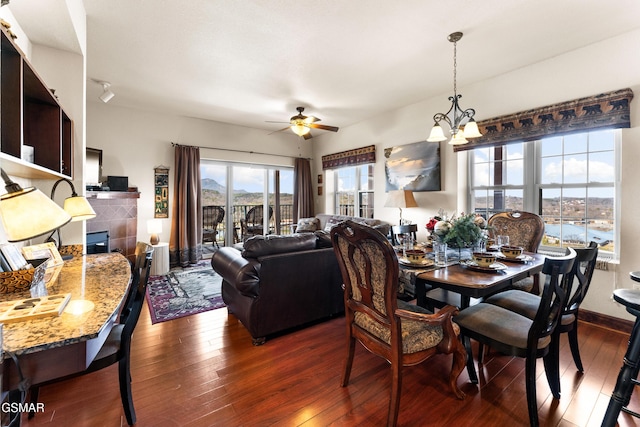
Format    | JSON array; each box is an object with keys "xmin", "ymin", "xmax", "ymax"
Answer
[
  {"xmin": 399, "ymin": 249, "xmax": 546, "ymax": 310},
  {"xmin": 1, "ymin": 252, "xmax": 132, "ymax": 392}
]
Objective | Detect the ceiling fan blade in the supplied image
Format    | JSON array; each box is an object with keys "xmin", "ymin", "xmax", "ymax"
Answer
[
  {"xmin": 303, "ymin": 132, "xmax": 313, "ymax": 140},
  {"xmin": 268, "ymin": 126, "xmax": 293, "ymax": 135},
  {"xmin": 304, "ymin": 116, "xmax": 320, "ymax": 124},
  {"xmin": 309, "ymin": 123, "xmax": 339, "ymax": 132}
]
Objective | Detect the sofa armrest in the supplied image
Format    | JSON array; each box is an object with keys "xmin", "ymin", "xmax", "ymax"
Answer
[{"xmin": 211, "ymin": 247, "xmax": 261, "ymax": 298}]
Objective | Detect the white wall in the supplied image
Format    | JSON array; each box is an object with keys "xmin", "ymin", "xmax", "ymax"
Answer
[
  {"xmin": 86, "ymin": 103, "xmax": 311, "ymax": 244},
  {"xmin": 311, "ymin": 28, "xmax": 640, "ymax": 321}
]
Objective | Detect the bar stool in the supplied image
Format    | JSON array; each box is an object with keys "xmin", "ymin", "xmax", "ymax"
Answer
[{"xmin": 602, "ymin": 272, "xmax": 640, "ymax": 426}]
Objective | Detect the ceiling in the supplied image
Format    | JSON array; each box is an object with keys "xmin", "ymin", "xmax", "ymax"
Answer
[{"xmin": 7, "ymin": 0, "xmax": 640, "ymax": 136}]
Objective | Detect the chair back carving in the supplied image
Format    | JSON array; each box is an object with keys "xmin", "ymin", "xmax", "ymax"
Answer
[
  {"xmin": 564, "ymin": 241, "xmax": 598, "ymax": 316},
  {"xmin": 529, "ymin": 247, "xmax": 576, "ymax": 348},
  {"xmin": 332, "ymin": 220, "xmax": 400, "ymax": 336},
  {"xmin": 488, "ymin": 211, "xmax": 545, "ymax": 252}
]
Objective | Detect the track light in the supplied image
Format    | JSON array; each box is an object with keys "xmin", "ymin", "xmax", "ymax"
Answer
[{"xmin": 95, "ymin": 80, "xmax": 115, "ymax": 103}]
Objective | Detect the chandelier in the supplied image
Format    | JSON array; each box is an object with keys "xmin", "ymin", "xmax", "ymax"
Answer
[{"xmin": 427, "ymin": 32, "xmax": 482, "ymax": 145}]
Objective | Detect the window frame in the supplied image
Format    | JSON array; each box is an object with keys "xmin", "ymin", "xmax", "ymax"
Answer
[
  {"xmin": 332, "ymin": 164, "xmax": 375, "ymax": 218},
  {"xmin": 468, "ymin": 129, "xmax": 620, "ymax": 257}
]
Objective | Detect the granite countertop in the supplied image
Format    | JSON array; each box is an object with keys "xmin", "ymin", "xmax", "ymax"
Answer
[{"xmin": 0, "ymin": 253, "xmax": 131, "ymax": 355}]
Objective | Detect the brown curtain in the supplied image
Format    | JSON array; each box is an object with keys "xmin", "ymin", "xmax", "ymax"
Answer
[
  {"xmin": 292, "ymin": 157, "xmax": 313, "ymax": 223},
  {"xmin": 169, "ymin": 145, "xmax": 202, "ymax": 266}
]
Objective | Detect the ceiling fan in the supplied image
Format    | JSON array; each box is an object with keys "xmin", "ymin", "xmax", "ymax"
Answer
[{"xmin": 268, "ymin": 107, "xmax": 339, "ymax": 139}]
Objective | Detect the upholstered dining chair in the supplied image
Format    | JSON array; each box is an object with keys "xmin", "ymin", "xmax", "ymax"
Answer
[
  {"xmin": 330, "ymin": 220, "xmax": 466, "ymax": 427},
  {"xmin": 29, "ymin": 242, "xmax": 154, "ymax": 426},
  {"xmin": 483, "ymin": 242, "xmax": 598, "ymax": 388},
  {"xmin": 454, "ymin": 247, "xmax": 576, "ymax": 427},
  {"xmin": 240, "ymin": 205, "xmax": 274, "ymax": 242},
  {"xmin": 202, "ymin": 205, "xmax": 225, "ymax": 247},
  {"xmin": 488, "ymin": 210, "xmax": 545, "ymax": 293}
]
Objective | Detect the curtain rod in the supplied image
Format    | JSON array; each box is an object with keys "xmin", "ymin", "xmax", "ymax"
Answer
[{"xmin": 171, "ymin": 142, "xmax": 311, "ymax": 160}]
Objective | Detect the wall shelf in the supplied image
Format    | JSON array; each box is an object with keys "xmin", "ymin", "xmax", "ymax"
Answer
[{"xmin": 0, "ymin": 26, "xmax": 73, "ymax": 179}]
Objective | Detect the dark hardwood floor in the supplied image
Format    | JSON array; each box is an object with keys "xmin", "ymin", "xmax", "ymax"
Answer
[{"xmin": 20, "ymin": 301, "xmax": 640, "ymax": 426}]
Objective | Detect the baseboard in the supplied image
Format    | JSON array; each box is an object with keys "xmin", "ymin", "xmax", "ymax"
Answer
[{"xmin": 579, "ymin": 308, "xmax": 634, "ymax": 334}]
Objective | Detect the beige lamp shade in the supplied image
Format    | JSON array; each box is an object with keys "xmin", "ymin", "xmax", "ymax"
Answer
[
  {"xmin": 427, "ymin": 124, "xmax": 447, "ymax": 142},
  {"xmin": 63, "ymin": 196, "xmax": 97, "ymax": 222},
  {"xmin": 0, "ymin": 187, "xmax": 72, "ymax": 242},
  {"xmin": 384, "ymin": 190, "xmax": 418, "ymax": 225}
]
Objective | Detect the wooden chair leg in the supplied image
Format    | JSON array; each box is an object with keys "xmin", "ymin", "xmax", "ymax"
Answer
[
  {"xmin": 341, "ymin": 335, "xmax": 356, "ymax": 387},
  {"xmin": 119, "ymin": 357, "xmax": 136, "ymax": 426},
  {"xmin": 449, "ymin": 338, "xmax": 467, "ymax": 399},
  {"xmin": 567, "ymin": 322, "xmax": 584, "ymax": 372},
  {"xmin": 388, "ymin": 360, "xmax": 402, "ymax": 427},
  {"xmin": 525, "ymin": 354, "xmax": 540, "ymax": 427}
]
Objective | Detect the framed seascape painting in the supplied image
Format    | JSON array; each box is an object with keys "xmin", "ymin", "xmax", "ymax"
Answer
[{"xmin": 384, "ymin": 140, "xmax": 441, "ymax": 192}]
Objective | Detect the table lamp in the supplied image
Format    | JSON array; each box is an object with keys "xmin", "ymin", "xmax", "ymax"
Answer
[
  {"xmin": 384, "ymin": 190, "xmax": 418, "ymax": 225},
  {"xmin": 147, "ymin": 219, "xmax": 162, "ymax": 245},
  {"xmin": 0, "ymin": 169, "xmax": 72, "ymax": 242},
  {"xmin": 46, "ymin": 178, "xmax": 97, "ymax": 249}
]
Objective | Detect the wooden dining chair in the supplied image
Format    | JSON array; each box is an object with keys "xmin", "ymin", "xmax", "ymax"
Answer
[
  {"xmin": 488, "ymin": 210, "xmax": 545, "ymax": 293},
  {"xmin": 390, "ymin": 224, "xmax": 417, "ymax": 246},
  {"xmin": 483, "ymin": 242, "xmax": 598, "ymax": 391},
  {"xmin": 453, "ymin": 247, "xmax": 576, "ymax": 427},
  {"xmin": 330, "ymin": 220, "xmax": 466, "ymax": 427},
  {"xmin": 29, "ymin": 242, "xmax": 154, "ymax": 426}
]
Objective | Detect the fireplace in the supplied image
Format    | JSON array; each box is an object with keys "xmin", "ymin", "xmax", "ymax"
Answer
[{"xmin": 86, "ymin": 191, "xmax": 140, "ymax": 262}]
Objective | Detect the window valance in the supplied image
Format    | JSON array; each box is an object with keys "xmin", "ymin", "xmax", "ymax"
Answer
[
  {"xmin": 454, "ymin": 88, "xmax": 633, "ymax": 152},
  {"xmin": 322, "ymin": 145, "xmax": 376, "ymax": 170}
]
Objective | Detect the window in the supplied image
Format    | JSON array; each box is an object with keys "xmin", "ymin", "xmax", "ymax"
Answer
[
  {"xmin": 200, "ymin": 160, "xmax": 294, "ymax": 246},
  {"xmin": 470, "ymin": 129, "xmax": 618, "ymax": 254},
  {"xmin": 333, "ymin": 164, "xmax": 375, "ymax": 218}
]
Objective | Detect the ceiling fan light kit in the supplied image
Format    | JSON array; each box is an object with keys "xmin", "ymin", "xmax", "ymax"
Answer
[
  {"xmin": 427, "ymin": 32, "xmax": 482, "ymax": 146},
  {"xmin": 269, "ymin": 106, "xmax": 339, "ymax": 139}
]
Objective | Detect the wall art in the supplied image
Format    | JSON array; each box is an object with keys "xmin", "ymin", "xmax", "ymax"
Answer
[
  {"xmin": 154, "ymin": 166, "xmax": 170, "ymax": 218},
  {"xmin": 384, "ymin": 141, "xmax": 441, "ymax": 192}
]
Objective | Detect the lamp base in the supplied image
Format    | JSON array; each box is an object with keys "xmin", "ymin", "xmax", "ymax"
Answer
[{"xmin": 150, "ymin": 234, "xmax": 159, "ymax": 245}]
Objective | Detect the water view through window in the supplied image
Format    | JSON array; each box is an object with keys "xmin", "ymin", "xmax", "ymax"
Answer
[{"xmin": 471, "ymin": 130, "xmax": 617, "ymax": 253}]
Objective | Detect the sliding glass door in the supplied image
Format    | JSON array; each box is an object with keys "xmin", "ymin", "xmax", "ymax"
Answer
[{"xmin": 201, "ymin": 160, "xmax": 293, "ymax": 247}]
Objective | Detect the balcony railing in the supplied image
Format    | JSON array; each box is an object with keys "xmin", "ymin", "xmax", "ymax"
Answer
[{"xmin": 203, "ymin": 204, "xmax": 294, "ymax": 246}]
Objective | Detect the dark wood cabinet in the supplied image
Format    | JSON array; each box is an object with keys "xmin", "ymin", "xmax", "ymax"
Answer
[{"xmin": 0, "ymin": 26, "xmax": 73, "ymax": 179}]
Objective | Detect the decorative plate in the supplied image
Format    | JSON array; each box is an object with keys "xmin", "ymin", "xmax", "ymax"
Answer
[
  {"xmin": 398, "ymin": 257, "xmax": 435, "ymax": 268},
  {"xmin": 495, "ymin": 253, "xmax": 534, "ymax": 263},
  {"xmin": 460, "ymin": 260, "xmax": 508, "ymax": 272}
]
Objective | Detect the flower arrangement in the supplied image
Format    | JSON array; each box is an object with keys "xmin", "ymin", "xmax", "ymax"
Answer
[{"xmin": 427, "ymin": 210, "xmax": 487, "ymax": 249}]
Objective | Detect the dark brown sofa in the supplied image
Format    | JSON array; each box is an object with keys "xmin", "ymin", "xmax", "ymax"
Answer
[{"xmin": 211, "ymin": 233, "xmax": 344, "ymax": 345}]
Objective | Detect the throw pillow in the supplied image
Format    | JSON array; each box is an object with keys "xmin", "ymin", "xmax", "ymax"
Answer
[
  {"xmin": 323, "ymin": 217, "xmax": 343, "ymax": 232},
  {"xmin": 295, "ymin": 217, "xmax": 320, "ymax": 233}
]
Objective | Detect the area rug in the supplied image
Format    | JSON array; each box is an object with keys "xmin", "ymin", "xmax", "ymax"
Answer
[{"xmin": 146, "ymin": 260, "xmax": 225, "ymax": 324}]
